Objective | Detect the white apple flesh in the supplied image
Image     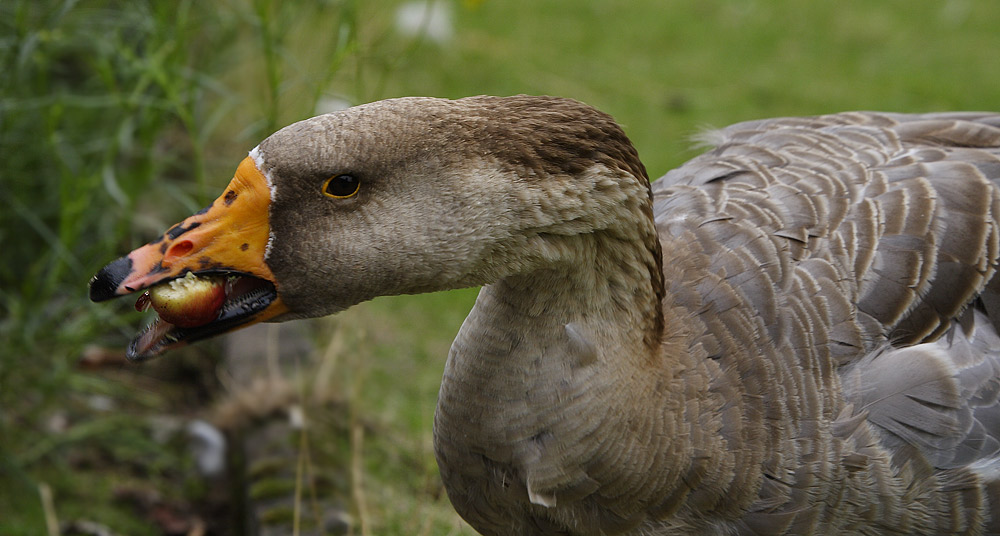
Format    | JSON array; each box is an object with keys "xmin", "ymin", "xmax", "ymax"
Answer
[{"xmin": 142, "ymin": 272, "xmax": 226, "ymax": 328}]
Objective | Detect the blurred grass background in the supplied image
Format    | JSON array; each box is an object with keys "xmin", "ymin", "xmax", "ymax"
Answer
[{"xmin": 3, "ymin": 0, "xmax": 1000, "ymax": 534}]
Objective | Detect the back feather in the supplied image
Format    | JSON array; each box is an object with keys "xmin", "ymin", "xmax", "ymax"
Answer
[{"xmin": 653, "ymin": 111, "xmax": 1000, "ymax": 534}]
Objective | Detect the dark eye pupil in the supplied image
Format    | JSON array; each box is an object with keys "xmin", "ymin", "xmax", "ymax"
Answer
[{"xmin": 325, "ymin": 174, "xmax": 359, "ymax": 197}]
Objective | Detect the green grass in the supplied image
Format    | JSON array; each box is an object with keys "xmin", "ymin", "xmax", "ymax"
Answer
[{"xmin": 3, "ymin": 0, "xmax": 1000, "ymax": 534}]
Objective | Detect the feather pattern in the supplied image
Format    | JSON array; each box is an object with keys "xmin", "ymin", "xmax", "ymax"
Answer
[
  {"xmin": 437, "ymin": 107, "xmax": 1000, "ymax": 535},
  {"xmin": 100, "ymin": 97, "xmax": 1000, "ymax": 535},
  {"xmin": 642, "ymin": 111, "xmax": 1000, "ymax": 534},
  {"xmin": 249, "ymin": 102, "xmax": 1000, "ymax": 534}
]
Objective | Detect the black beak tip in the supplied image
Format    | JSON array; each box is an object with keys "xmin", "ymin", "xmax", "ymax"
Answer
[{"xmin": 89, "ymin": 256, "xmax": 133, "ymax": 302}]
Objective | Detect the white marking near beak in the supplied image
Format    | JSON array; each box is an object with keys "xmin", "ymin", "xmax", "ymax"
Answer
[{"xmin": 248, "ymin": 145, "xmax": 277, "ymax": 261}]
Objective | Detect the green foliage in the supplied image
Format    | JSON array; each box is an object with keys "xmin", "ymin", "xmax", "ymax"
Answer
[
  {"xmin": 385, "ymin": 0, "xmax": 1000, "ymax": 176},
  {"xmin": 0, "ymin": 0, "xmax": 365, "ymax": 533}
]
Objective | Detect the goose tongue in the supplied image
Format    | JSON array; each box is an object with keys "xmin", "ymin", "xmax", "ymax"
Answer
[{"xmin": 130, "ymin": 316, "xmax": 178, "ymax": 359}]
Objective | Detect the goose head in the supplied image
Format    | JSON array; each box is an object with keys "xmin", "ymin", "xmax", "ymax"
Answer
[{"xmin": 89, "ymin": 95, "xmax": 651, "ymax": 360}]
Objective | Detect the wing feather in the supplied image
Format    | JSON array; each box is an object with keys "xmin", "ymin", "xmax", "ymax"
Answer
[{"xmin": 652, "ymin": 112, "xmax": 1000, "ymax": 532}]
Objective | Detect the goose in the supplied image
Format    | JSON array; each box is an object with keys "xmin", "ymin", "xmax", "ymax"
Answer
[{"xmin": 90, "ymin": 95, "xmax": 1000, "ymax": 535}]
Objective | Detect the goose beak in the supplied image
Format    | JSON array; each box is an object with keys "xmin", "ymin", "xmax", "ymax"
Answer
[{"xmin": 89, "ymin": 156, "xmax": 289, "ymax": 361}]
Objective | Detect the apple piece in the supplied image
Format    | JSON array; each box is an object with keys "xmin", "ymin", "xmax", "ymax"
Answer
[{"xmin": 148, "ymin": 272, "xmax": 226, "ymax": 328}]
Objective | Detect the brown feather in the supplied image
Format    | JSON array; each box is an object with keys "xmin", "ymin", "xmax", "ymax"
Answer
[{"xmin": 239, "ymin": 99, "xmax": 1000, "ymax": 534}]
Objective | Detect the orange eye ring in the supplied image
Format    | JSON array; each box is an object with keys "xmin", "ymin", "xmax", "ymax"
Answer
[{"xmin": 323, "ymin": 174, "xmax": 360, "ymax": 199}]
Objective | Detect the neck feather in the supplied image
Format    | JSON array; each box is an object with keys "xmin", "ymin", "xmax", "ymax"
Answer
[
  {"xmin": 500, "ymin": 163, "xmax": 665, "ymax": 353},
  {"xmin": 434, "ymin": 162, "xmax": 682, "ymax": 521}
]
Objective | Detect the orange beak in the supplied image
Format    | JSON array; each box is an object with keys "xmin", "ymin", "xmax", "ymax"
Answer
[{"xmin": 90, "ymin": 156, "xmax": 289, "ymax": 360}]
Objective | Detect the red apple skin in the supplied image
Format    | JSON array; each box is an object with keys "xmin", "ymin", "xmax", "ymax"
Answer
[{"xmin": 148, "ymin": 274, "xmax": 226, "ymax": 328}]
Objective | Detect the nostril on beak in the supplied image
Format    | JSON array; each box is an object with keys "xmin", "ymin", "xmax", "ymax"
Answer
[{"xmin": 164, "ymin": 240, "xmax": 194, "ymax": 265}]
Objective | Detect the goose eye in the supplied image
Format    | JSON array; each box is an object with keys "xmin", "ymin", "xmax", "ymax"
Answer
[{"xmin": 322, "ymin": 174, "xmax": 360, "ymax": 199}]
